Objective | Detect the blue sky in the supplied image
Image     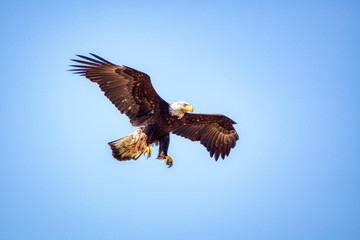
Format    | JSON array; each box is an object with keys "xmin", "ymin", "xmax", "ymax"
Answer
[{"xmin": 1, "ymin": 0, "xmax": 359, "ymax": 239}]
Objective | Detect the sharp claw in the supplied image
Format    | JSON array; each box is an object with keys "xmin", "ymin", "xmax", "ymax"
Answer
[
  {"xmin": 165, "ymin": 156, "xmax": 173, "ymax": 168},
  {"xmin": 143, "ymin": 146, "xmax": 151, "ymax": 158}
]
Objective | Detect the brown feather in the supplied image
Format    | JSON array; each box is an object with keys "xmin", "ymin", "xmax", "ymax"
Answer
[
  {"xmin": 70, "ymin": 54, "xmax": 167, "ymax": 127},
  {"xmin": 171, "ymin": 113, "xmax": 238, "ymax": 161}
]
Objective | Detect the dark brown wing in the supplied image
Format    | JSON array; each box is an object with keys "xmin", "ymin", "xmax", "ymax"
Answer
[
  {"xmin": 171, "ymin": 113, "xmax": 239, "ymax": 160},
  {"xmin": 70, "ymin": 53, "xmax": 167, "ymax": 126}
]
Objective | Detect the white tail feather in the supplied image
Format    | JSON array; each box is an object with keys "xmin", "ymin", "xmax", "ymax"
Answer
[{"xmin": 108, "ymin": 129, "xmax": 147, "ymax": 161}]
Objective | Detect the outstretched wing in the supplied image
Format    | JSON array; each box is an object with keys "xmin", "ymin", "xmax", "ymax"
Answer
[
  {"xmin": 172, "ymin": 113, "xmax": 239, "ymax": 160},
  {"xmin": 70, "ymin": 53, "xmax": 167, "ymax": 126}
]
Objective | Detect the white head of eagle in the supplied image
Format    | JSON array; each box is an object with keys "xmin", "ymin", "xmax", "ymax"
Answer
[{"xmin": 169, "ymin": 101, "xmax": 194, "ymax": 119}]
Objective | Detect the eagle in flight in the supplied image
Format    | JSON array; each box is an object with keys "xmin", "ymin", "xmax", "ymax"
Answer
[{"xmin": 70, "ymin": 54, "xmax": 239, "ymax": 167}]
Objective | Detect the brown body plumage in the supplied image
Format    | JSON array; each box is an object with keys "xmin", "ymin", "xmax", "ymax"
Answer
[{"xmin": 70, "ymin": 54, "xmax": 239, "ymax": 167}]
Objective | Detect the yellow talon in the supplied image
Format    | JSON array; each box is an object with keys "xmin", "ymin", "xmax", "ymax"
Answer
[
  {"xmin": 165, "ymin": 156, "xmax": 173, "ymax": 168},
  {"xmin": 144, "ymin": 146, "xmax": 151, "ymax": 158}
]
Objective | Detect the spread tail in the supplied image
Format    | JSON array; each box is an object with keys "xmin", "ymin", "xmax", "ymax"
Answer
[{"xmin": 108, "ymin": 129, "xmax": 147, "ymax": 161}]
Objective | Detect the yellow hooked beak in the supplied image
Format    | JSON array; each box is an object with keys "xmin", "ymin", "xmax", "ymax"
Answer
[{"xmin": 184, "ymin": 105, "xmax": 194, "ymax": 112}]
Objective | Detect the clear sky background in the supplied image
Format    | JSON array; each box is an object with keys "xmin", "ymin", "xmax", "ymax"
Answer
[{"xmin": 1, "ymin": 0, "xmax": 359, "ymax": 239}]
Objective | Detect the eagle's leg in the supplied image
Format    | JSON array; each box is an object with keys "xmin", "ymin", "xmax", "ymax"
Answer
[
  {"xmin": 142, "ymin": 125, "xmax": 154, "ymax": 159},
  {"xmin": 157, "ymin": 134, "xmax": 173, "ymax": 168}
]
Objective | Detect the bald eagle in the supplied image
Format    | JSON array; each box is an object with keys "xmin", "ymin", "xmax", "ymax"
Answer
[{"xmin": 70, "ymin": 54, "xmax": 239, "ymax": 167}]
